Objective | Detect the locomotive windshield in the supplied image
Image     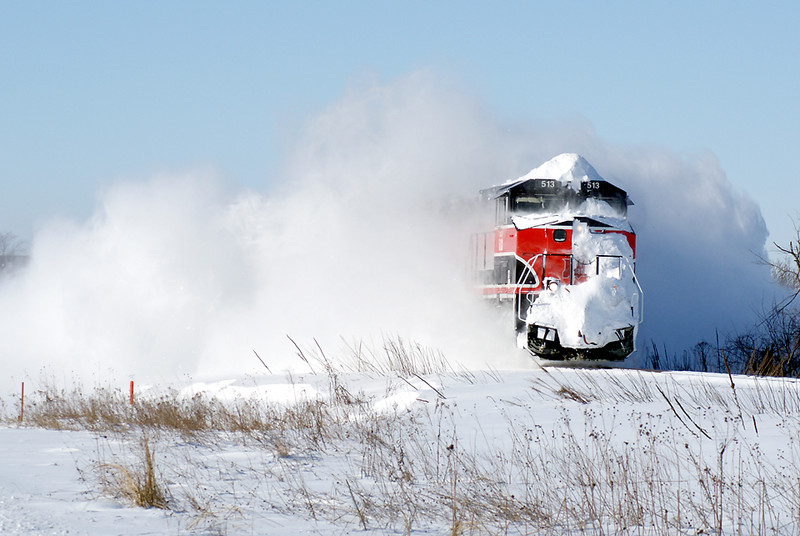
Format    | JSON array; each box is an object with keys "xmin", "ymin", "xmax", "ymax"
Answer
[
  {"xmin": 580, "ymin": 180, "xmax": 629, "ymax": 216},
  {"xmin": 498, "ymin": 179, "xmax": 573, "ymax": 221},
  {"xmin": 484, "ymin": 177, "xmax": 630, "ymax": 224},
  {"xmin": 511, "ymin": 194, "xmax": 570, "ymax": 215},
  {"xmin": 490, "ymin": 180, "xmax": 573, "ymax": 222},
  {"xmin": 519, "ymin": 179, "xmax": 571, "ymax": 214}
]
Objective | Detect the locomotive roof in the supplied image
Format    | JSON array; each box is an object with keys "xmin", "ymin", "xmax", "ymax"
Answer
[{"xmin": 481, "ymin": 153, "xmax": 632, "ymax": 205}]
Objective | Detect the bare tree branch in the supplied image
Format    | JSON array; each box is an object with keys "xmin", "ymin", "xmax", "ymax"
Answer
[
  {"xmin": 756, "ymin": 220, "xmax": 800, "ymax": 313},
  {"xmin": 0, "ymin": 232, "xmax": 28, "ymax": 273},
  {"xmin": 769, "ymin": 220, "xmax": 800, "ymax": 289}
]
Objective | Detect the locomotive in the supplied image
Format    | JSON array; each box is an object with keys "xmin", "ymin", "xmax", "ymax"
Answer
[{"xmin": 471, "ymin": 154, "xmax": 643, "ymax": 360}]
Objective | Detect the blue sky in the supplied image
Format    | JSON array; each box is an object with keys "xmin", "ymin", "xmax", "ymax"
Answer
[{"xmin": 2, "ymin": 1, "xmax": 799, "ymax": 248}]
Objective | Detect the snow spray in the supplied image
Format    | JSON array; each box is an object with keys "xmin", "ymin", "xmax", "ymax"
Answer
[{"xmin": 0, "ymin": 72, "xmax": 776, "ymax": 392}]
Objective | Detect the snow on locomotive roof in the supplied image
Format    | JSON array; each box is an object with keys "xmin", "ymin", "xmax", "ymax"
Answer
[
  {"xmin": 483, "ymin": 153, "xmax": 621, "ymax": 194},
  {"xmin": 515, "ymin": 153, "xmax": 604, "ymax": 188}
]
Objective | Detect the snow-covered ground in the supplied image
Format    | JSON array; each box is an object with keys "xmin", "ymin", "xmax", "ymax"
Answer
[{"xmin": 2, "ymin": 366, "xmax": 800, "ymax": 535}]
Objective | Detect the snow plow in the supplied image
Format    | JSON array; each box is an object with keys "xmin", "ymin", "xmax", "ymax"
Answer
[{"xmin": 471, "ymin": 153, "xmax": 643, "ymax": 361}]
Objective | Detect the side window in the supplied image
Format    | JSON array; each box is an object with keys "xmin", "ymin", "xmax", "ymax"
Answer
[
  {"xmin": 495, "ymin": 195, "xmax": 509, "ymax": 224},
  {"xmin": 552, "ymin": 229, "xmax": 567, "ymax": 242}
]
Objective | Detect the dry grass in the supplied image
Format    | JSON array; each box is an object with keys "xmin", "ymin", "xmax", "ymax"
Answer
[
  {"xmin": 97, "ymin": 435, "xmax": 168, "ymax": 509},
  {"xmin": 7, "ymin": 342, "xmax": 800, "ymax": 534},
  {"xmin": 293, "ymin": 334, "xmax": 456, "ymax": 376}
]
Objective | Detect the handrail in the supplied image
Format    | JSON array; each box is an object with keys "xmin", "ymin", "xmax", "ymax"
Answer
[
  {"xmin": 621, "ymin": 256, "xmax": 644, "ymax": 324},
  {"xmin": 515, "ymin": 254, "xmax": 541, "ymax": 323}
]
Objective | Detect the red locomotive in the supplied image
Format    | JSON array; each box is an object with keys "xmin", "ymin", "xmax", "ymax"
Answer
[{"xmin": 471, "ymin": 154, "xmax": 643, "ymax": 360}]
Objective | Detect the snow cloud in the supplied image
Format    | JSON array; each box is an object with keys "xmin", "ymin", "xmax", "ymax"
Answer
[
  {"xmin": 0, "ymin": 71, "xmax": 777, "ymax": 391},
  {"xmin": 584, "ymin": 148, "xmax": 773, "ymax": 355}
]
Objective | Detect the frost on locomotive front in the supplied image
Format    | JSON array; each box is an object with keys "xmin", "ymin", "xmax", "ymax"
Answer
[{"xmin": 471, "ymin": 154, "xmax": 643, "ymax": 361}]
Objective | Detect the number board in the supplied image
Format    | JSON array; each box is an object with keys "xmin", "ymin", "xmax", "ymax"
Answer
[
  {"xmin": 581, "ymin": 180, "xmax": 607, "ymax": 195},
  {"xmin": 534, "ymin": 179, "xmax": 559, "ymax": 192}
]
